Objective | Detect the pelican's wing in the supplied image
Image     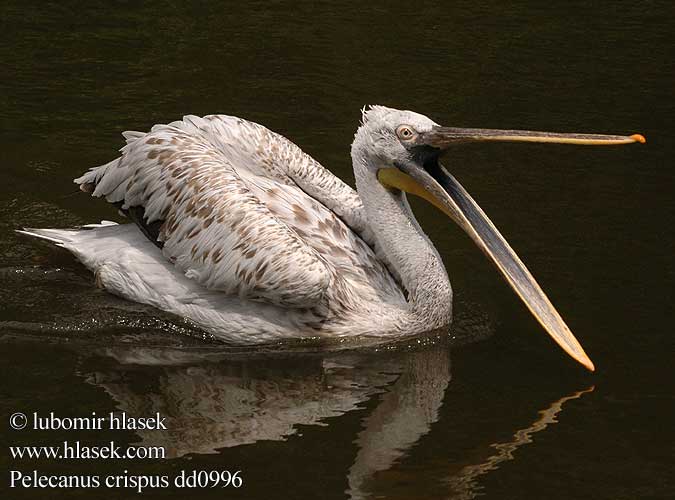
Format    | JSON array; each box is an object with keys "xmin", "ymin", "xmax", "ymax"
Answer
[{"xmin": 74, "ymin": 115, "xmax": 399, "ymax": 309}]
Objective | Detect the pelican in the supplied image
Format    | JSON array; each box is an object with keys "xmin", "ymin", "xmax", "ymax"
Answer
[{"xmin": 19, "ymin": 106, "xmax": 644, "ymax": 370}]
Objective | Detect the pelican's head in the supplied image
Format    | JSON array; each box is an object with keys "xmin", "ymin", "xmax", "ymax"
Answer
[
  {"xmin": 354, "ymin": 105, "xmax": 645, "ymax": 372},
  {"xmin": 352, "ymin": 105, "xmax": 440, "ymax": 166}
]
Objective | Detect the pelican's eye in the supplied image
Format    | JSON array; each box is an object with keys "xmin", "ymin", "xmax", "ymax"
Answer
[{"xmin": 396, "ymin": 125, "xmax": 417, "ymax": 142}]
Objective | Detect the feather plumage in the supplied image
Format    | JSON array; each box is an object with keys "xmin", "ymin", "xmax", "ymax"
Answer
[{"xmin": 74, "ymin": 114, "xmax": 404, "ymax": 314}]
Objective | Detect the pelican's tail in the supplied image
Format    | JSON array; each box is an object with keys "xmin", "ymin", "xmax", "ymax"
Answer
[
  {"xmin": 16, "ymin": 227, "xmax": 74, "ymax": 245},
  {"xmin": 16, "ymin": 221, "xmax": 146, "ymax": 294},
  {"xmin": 16, "ymin": 221, "xmax": 119, "ymax": 247}
]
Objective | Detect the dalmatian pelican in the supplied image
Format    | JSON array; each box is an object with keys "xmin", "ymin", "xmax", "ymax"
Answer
[{"xmin": 19, "ymin": 106, "xmax": 645, "ymax": 370}]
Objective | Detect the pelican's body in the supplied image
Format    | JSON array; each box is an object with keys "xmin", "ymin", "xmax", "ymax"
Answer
[
  {"xmin": 25, "ymin": 110, "xmax": 449, "ymax": 342},
  {"xmin": 21, "ymin": 106, "xmax": 644, "ymax": 369}
]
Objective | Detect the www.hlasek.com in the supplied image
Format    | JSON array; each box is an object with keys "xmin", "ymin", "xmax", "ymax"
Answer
[
  {"xmin": 11, "ymin": 440, "xmax": 165, "ymax": 460},
  {"xmin": 8, "ymin": 411, "xmax": 243, "ymax": 493}
]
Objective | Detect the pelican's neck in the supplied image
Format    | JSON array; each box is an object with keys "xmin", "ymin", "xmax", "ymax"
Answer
[{"xmin": 353, "ymin": 155, "xmax": 452, "ymax": 327}]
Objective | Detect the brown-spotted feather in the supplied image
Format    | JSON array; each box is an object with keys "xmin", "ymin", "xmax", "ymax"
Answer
[{"xmin": 74, "ymin": 115, "xmax": 404, "ymax": 312}]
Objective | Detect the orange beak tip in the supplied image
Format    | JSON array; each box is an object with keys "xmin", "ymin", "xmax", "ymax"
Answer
[{"xmin": 631, "ymin": 133, "xmax": 646, "ymax": 144}]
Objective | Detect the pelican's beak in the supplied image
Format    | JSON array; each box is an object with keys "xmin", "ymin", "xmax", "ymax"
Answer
[
  {"xmin": 378, "ymin": 126, "xmax": 645, "ymax": 371},
  {"xmin": 415, "ymin": 126, "xmax": 646, "ymax": 147}
]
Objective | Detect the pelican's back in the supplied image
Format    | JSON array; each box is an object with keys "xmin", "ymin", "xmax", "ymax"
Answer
[{"xmin": 72, "ymin": 115, "xmax": 404, "ymax": 314}]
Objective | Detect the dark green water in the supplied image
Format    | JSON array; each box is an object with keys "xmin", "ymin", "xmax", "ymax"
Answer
[{"xmin": 1, "ymin": 2, "xmax": 673, "ymax": 499}]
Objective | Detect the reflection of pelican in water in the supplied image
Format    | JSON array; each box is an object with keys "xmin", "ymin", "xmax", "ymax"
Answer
[
  {"xmin": 83, "ymin": 344, "xmax": 449, "ymax": 458},
  {"xmin": 20, "ymin": 106, "xmax": 644, "ymax": 369},
  {"xmin": 80, "ymin": 343, "xmax": 592, "ymax": 499}
]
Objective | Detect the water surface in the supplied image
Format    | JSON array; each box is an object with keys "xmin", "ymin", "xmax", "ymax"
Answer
[{"xmin": 1, "ymin": 2, "xmax": 673, "ymax": 499}]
